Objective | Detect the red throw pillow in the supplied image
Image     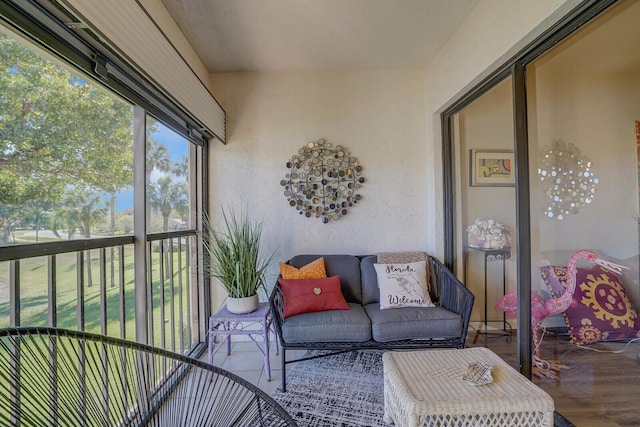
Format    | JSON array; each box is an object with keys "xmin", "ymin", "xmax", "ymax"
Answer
[{"xmin": 278, "ymin": 275, "xmax": 350, "ymax": 318}]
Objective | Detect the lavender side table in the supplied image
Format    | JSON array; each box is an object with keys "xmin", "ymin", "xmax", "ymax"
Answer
[{"xmin": 208, "ymin": 302, "xmax": 278, "ymax": 381}]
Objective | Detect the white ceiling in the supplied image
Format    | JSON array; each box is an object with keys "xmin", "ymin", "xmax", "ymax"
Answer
[{"xmin": 161, "ymin": 0, "xmax": 478, "ymax": 72}]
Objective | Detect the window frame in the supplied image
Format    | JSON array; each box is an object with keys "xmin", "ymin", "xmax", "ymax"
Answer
[{"xmin": 0, "ymin": 0, "xmax": 211, "ymax": 351}]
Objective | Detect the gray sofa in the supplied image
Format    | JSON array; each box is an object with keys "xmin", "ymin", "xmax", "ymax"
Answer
[{"xmin": 269, "ymin": 254, "xmax": 475, "ymax": 391}]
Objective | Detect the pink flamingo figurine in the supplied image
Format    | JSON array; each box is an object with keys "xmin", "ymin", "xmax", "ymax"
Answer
[{"xmin": 495, "ymin": 249, "xmax": 627, "ymax": 378}]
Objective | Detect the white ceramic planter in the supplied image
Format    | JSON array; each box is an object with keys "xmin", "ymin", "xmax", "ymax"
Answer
[{"xmin": 226, "ymin": 294, "xmax": 259, "ymax": 314}]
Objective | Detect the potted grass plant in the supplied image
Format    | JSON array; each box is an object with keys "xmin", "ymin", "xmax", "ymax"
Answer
[{"xmin": 202, "ymin": 209, "xmax": 274, "ymax": 314}]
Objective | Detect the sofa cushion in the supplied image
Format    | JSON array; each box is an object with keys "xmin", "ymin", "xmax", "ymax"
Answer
[
  {"xmin": 360, "ymin": 255, "xmax": 380, "ymax": 305},
  {"xmin": 279, "ymin": 275, "xmax": 349, "ymax": 318},
  {"xmin": 364, "ymin": 303, "xmax": 462, "ymax": 342},
  {"xmin": 281, "ymin": 303, "xmax": 372, "ymax": 343},
  {"xmin": 289, "ymin": 255, "xmax": 362, "ymax": 304},
  {"xmin": 279, "ymin": 257, "xmax": 327, "ymax": 279}
]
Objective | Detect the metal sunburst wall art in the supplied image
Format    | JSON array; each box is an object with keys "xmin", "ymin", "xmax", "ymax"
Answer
[{"xmin": 281, "ymin": 139, "xmax": 365, "ymax": 223}]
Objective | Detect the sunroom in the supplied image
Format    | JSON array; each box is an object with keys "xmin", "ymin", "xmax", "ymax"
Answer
[{"xmin": 1, "ymin": 0, "xmax": 638, "ymax": 426}]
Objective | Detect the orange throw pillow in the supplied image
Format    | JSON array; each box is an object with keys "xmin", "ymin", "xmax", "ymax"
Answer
[
  {"xmin": 279, "ymin": 257, "xmax": 327, "ymax": 279},
  {"xmin": 278, "ymin": 276, "xmax": 349, "ymax": 318}
]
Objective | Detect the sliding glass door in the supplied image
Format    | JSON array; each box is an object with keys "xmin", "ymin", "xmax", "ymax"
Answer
[
  {"xmin": 525, "ymin": 1, "xmax": 640, "ymax": 423},
  {"xmin": 450, "ymin": 78, "xmax": 517, "ymax": 358},
  {"xmin": 443, "ymin": 0, "xmax": 639, "ymax": 424}
]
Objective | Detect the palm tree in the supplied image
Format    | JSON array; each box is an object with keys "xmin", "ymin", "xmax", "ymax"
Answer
[
  {"xmin": 53, "ymin": 188, "xmax": 107, "ymax": 287},
  {"xmin": 149, "ymin": 176, "xmax": 188, "ymax": 232},
  {"xmin": 146, "ymin": 139, "xmax": 172, "ymax": 188},
  {"xmin": 21, "ymin": 200, "xmax": 52, "ymax": 242},
  {"xmin": 146, "ymin": 139, "xmax": 172, "ymax": 229},
  {"xmin": 149, "ymin": 176, "xmax": 188, "ymax": 277},
  {"xmin": 51, "ymin": 202, "xmax": 81, "ymax": 240},
  {"xmin": 172, "ymin": 156, "xmax": 190, "ymax": 228},
  {"xmin": 173, "ymin": 155, "xmax": 188, "ymax": 178}
]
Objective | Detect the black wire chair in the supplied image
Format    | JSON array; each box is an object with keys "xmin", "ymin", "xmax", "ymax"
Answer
[{"xmin": 0, "ymin": 327, "xmax": 297, "ymax": 427}]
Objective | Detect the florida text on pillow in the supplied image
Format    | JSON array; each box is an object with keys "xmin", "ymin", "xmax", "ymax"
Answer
[{"xmin": 374, "ymin": 261, "xmax": 435, "ymax": 309}]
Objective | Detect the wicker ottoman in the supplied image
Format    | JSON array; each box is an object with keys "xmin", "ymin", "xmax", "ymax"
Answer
[{"xmin": 382, "ymin": 347, "xmax": 554, "ymax": 427}]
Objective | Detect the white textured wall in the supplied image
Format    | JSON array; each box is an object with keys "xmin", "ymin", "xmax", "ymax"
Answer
[
  {"xmin": 201, "ymin": 1, "xmax": 582, "ymax": 303},
  {"xmin": 423, "ymin": 0, "xmax": 580, "ymax": 258},
  {"xmin": 208, "ymin": 70, "xmax": 427, "ymax": 295},
  {"xmin": 149, "ymin": 0, "xmax": 580, "ymax": 260},
  {"xmin": 528, "ymin": 1, "xmax": 640, "ymax": 261}
]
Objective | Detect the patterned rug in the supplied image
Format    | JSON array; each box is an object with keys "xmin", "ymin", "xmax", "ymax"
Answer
[{"xmin": 271, "ymin": 350, "xmax": 386, "ymax": 426}]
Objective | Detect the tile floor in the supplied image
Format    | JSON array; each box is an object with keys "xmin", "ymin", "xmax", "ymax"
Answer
[{"xmin": 205, "ymin": 335, "xmax": 304, "ymax": 395}]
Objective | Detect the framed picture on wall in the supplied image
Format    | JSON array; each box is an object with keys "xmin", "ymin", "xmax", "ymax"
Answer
[{"xmin": 470, "ymin": 149, "xmax": 515, "ymax": 187}]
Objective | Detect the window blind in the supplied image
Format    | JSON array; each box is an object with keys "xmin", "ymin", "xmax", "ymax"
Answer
[{"xmin": 59, "ymin": 0, "xmax": 225, "ymax": 143}]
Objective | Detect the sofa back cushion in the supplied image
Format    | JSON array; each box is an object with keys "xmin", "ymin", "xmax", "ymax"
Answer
[
  {"xmin": 288, "ymin": 255, "xmax": 362, "ymax": 304},
  {"xmin": 361, "ymin": 255, "xmax": 380, "ymax": 305}
]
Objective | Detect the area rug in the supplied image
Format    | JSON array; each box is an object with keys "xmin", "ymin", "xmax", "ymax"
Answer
[{"xmin": 271, "ymin": 350, "xmax": 386, "ymax": 426}]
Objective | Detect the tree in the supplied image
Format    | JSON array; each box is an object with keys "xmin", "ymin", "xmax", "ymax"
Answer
[
  {"xmin": 51, "ymin": 197, "xmax": 81, "ymax": 241},
  {"xmin": 173, "ymin": 155, "xmax": 189, "ymax": 178},
  {"xmin": 0, "ymin": 204, "xmax": 21, "ymax": 243},
  {"xmin": 149, "ymin": 176, "xmax": 188, "ymax": 277},
  {"xmin": 149, "ymin": 176, "xmax": 188, "ymax": 232},
  {"xmin": 0, "ymin": 33, "xmax": 133, "ymax": 206},
  {"xmin": 146, "ymin": 138, "xmax": 172, "ymax": 185},
  {"xmin": 171, "ymin": 155, "xmax": 190, "ymax": 228},
  {"xmin": 52, "ymin": 188, "xmax": 107, "ymax": 287},
  {"xmin": 20, "ymin": 200, "xmax": 53, "ymax": 242}
]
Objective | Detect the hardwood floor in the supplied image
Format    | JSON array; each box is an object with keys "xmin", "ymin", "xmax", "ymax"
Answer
[{"xmin": 467, "ymin": 329, "xmax": 640, "ymax": 426}]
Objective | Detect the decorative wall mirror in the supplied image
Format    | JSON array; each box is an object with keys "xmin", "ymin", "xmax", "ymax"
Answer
[{"xmin": 538, "ymin": 140, "xmax": 598, "ymax": 220}]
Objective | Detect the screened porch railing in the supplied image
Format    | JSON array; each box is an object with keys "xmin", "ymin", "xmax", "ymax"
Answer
[{"xmin": 0, "ymin": 231, "xmax": 202, "ymax": 356}]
